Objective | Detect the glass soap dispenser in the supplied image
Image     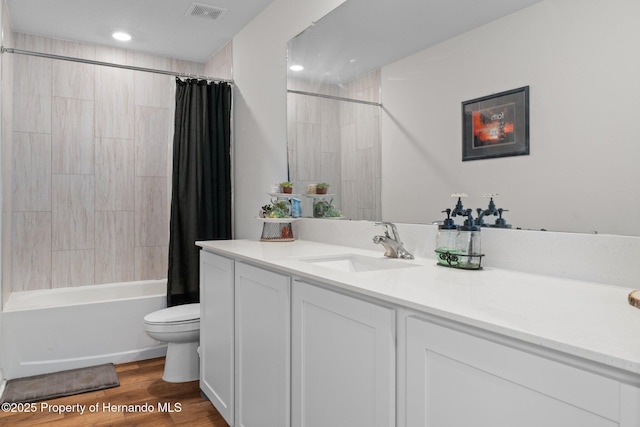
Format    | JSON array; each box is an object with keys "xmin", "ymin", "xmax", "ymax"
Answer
[
  {"xmin": 436, "ymin": 209, "xmax": 458, "ymax": 266},
  {"xmin": 456, "ymin": 209, "xmax": 483, "ymax": 269}
]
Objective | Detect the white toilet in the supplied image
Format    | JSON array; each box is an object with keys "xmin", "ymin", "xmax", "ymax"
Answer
[{"xmin": 143, "ymin": 303, "xmax": 200, "ymax": 383}]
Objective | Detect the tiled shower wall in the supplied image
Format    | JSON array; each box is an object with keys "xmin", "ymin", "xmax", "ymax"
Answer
[
  {"xmin": 339, "ymin": 69, "xmax": 381, "ymax": 221},
  {"xmin": 1, "ymin": 7, "xmax": 14, "ymax": 305},
  {"xmin": 9, "ymin": 33, "xmax": 230, "ymax": 292},
  {"xmin": 287, "ymin": 80, "xmax": 342, "ymax": 217},
  {"xmin": 287, "ymin": 69, "xmax": 381, "ymax": 220}
]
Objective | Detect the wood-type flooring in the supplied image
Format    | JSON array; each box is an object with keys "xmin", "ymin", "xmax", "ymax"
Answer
[{"xmin": 0, "ymin": 357, "xmax": 230, "ymax": 426}]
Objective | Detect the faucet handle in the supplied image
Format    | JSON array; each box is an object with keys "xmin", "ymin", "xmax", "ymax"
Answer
[
  {"xmin": 373, "ymin": 222, "xmax": 413, "ymax": 259},
  {"xmin": 374, "ymin": 221, "xmax": 399, "ymax": 240},
  {"xmin": 374, "ymin": 221, "xmax": 393, "ymax": 230}
]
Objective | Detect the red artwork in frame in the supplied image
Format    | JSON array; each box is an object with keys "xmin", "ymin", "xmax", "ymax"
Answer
[{"xmin": 462, "ymin": 86, "xmax": 529, "ymax": 161}]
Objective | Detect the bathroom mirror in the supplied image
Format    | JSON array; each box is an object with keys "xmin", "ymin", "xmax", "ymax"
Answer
[{"xmin": 287, "ymin": 0, "xmax": 640, "ymax": 236}]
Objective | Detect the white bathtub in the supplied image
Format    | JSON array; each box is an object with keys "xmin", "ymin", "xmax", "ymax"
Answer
[{"xmin": 1, "ymin": 280, "xmax": 168, "ymax": 379}]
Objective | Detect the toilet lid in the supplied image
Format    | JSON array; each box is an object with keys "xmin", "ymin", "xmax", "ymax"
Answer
[{"xmin": 144, "ymin": 303, "xmax": 200, "ymax": 324}]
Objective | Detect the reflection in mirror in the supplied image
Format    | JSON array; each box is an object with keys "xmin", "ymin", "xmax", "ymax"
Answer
[
  {"xmin": 287, "ymin": 71, "xmax": 381, "ymax": 220},
  {"xmin": 287, "ymin": 0, "xmax": 640, "ymax": 235},
  {"xmin": 287, "ymin": 0, "xmax": 542, "ymax": 222}
]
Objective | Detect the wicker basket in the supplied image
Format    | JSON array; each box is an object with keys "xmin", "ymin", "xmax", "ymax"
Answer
[{"xmin": 257, "ymin": 218, "xmax": 297, "ymax": 242}]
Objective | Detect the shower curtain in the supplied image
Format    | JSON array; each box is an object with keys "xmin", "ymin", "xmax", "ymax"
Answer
[{"xmin": 167, "ymin": 79, "xmax": 232, "ymax": 306}]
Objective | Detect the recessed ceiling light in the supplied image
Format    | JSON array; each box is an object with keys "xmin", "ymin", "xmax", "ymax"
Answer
[
  {"xmin": 289, "ymin": 65, "xmax": 304, "ymax": 71},
  {"xmin": 112, "ymin": 32, "xmax": 132, "ymax": 42}
]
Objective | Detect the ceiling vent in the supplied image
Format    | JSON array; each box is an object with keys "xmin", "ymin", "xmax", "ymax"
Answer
[{"xmin": 186, "ymin": 2, "xmax": 227, "ymax": 21}]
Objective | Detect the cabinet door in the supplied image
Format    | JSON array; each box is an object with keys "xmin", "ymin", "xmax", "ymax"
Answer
[
  {"xmin": 292, "ymin": 280, "xmax": 395, "ymax": 427},
  {"xmin": 235, "ymin": 262, "xmax": 290, "ymax": 427},
  {"xmin": 199, "ymin": 250, "xmax": 235, "ymax": 425},
  {"xmin": 405, "ymin": 315, "xmax": 621, "ymax": 427}
]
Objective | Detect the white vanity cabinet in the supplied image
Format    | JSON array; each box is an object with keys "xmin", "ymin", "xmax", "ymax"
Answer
[
  {"xmin": 234, "ymin": 262, "xmax": 290, "ymax": 427},
  {"xmin": 403, "ymin": 314, "xmax": 640, "ymax": 427},
  {"xmin": 199, "ymin": 250, "xmax": 291, "ymax": 427},
  {"xmin": 198, "ymin": 240, "xmax": 640, "ymax": 427},
  {"xmin": 292, "ymin": 280, "xmax": 396, "ymax": 427},
  {"xmin": 199, "ymin": 250, "xmax": 235, "ymax": 425}
]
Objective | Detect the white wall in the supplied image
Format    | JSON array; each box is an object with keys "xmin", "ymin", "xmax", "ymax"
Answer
[
  {"xmin": 381, "ymin": 0, "xmax": 640, "ymax": 235},
  {"xmin": 232, "ymin": 0, "xmax": 346, "ymax": 239}
]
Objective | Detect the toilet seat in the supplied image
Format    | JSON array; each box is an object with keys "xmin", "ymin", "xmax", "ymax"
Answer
[
  {"xmin": 144, "ymin": 303, "xmax": 200, "ymax": 325},
  {"xmin": 143, "ymin": 303, "xmax": 201, "ymax": 383}
]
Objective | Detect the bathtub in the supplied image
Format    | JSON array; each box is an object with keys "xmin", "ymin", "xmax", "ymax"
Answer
[{"xmin": 1, "ymin": 280, "xmax": 168, "ymax": 379}]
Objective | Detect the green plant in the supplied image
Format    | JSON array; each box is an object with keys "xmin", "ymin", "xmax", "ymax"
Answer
[
  {"xmin": 280, "ymin": 181, "xmax": 293, "ymax": 188},
  {"xmin": 260, "ymin": 201, "xmax": 290, "ymax": 218},
  {"xmin": 316, "ymin": 182, "xmax": 330, "ymax": 194},
  {"xmin": 324, "ymin": 202, "xmax": 342, "ymax": 218}
]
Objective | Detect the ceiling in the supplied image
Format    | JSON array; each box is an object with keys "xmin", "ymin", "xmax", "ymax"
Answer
[
  {"xmin": 288, "ymin": 0, "xmax": 542, "ymax": 85},
  {"xmin": 5, "ymin": 0, "xmax": 274, "ymax": 63}
]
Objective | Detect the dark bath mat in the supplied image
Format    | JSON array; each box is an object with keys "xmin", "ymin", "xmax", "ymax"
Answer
[{"xmin": 1, "ymin": 363, "xmax": 119, "ymax": 403}]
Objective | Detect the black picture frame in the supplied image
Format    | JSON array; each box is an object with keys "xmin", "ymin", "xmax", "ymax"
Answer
[{"xmin": 462, "ymin": 86, "xmax": 529, "ymax": 161}]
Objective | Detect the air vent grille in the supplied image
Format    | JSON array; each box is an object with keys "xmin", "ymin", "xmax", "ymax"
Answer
[{"xmin": 186, "ymin": 2, "xmax": 227, "ymax": 21}]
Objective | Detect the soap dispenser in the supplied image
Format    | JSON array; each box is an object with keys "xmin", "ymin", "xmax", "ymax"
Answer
[
  {"xmin": 455, "ymin": 209, "xmax": 483, "ymax": 269},
  {"xmin": 436, "ymin": 209, "xmax": 458, "ymax": 266}
]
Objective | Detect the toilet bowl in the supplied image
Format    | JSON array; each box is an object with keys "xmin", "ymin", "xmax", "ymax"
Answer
[{"xmin": 143, "ymin": 303, "xmax": 200, "ymax": 383}]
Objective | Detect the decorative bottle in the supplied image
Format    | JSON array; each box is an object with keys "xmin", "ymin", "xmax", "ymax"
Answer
[
  {"xmin": 291, "ymin": 198, "xmax": 301, "ymax": 218},
  {"xmin": 436, "ymin": 209, "xmax": 458, "ymax": 266},
  {"xmin": 455, "ymin": 209, "xmax": 483, "ymax": 269}
]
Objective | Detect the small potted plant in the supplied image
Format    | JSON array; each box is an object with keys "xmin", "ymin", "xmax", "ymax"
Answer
[
  {"xmin": 260, "ymin": 201, "xmax": 291, "ymax": 218},
  {"xmin": 316, "ymin": 182, "xmax": 330, "ymax": 194},
  {"xmin": 280, "ymin": 181, "xmax": 293, "ymax": 194}
]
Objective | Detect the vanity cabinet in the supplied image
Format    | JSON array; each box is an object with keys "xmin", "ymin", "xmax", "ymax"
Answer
[
  {"xmin": 234, "ymin": 262, "xmax": 290, "ymax": 427},
  {"xmin": 199, "ymin": 243, "xmax": 640, "ymax": 427},
  {"xmin": 199, "ymin": 250, "xmax": 235, "ymax": 425},
  {"xmin": 292, "ymin": 280, "xmax": 396, "ymax": 427},
  {"xmin": 403, "ymin": 314, "xmax": 640, "ymax": 427},
  {"xmin": 199, "ymin": 251, "xmax": 290, "ymax": 427}
]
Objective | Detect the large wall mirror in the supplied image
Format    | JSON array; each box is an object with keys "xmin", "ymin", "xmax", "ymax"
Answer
[{"xmin": 287, "ymin": 0, "xmax": 640, "ymax": 236}]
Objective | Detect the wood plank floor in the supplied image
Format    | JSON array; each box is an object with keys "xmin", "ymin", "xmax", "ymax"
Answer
[{"xmin": 0, "ymin": 357, "xmax": 230, "ymax": 426}]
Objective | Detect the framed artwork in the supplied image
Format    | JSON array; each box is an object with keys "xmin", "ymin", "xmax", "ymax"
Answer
[{"xmin": 462, "ymin": 86, "xmax": 529, "ymax": 161}]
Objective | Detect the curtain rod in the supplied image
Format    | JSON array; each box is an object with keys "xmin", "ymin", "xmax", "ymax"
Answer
[
  {"xmin": 1, "ymin": 46, "xmax": 233, "ymax": 84},
  {"xmin": 287, "ymin": 89, "xmax": 382, "ymax": 107}
]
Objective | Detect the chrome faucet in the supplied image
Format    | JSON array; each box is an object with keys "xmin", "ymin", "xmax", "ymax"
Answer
[{"xmin": 373, "ymin": 222, "xmax": 414, "ymax": 259}]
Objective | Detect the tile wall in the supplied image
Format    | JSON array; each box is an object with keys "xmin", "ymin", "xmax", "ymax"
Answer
[
  {"xmin": 9, "ymin": 34, "xmax": 231, "ymax": 292},
  {"xmin": 287, "ymin": 80, "xmax": 342, "ymax": 217},
  {"xmin": 204, "ymin": 41, "xmax": 232, "ymax": 82},
  {"xmin": 1, "ymin": 9, "xmax": 14, "ymax": 305},
  {"xmin": 339, "ymin": 69, "xmax": 381, "ymax": 221},
  {"xmin": 287, "ymin": 69, "xmax": 381, "ymax": 220}
]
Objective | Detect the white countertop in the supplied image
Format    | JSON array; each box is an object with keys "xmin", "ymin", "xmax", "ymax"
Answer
[{"xmin": 196, "ymin": 239, "xmax": 640, "ymax": 376}]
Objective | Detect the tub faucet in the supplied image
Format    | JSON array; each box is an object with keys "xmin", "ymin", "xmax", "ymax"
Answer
[{"xmin": 373, "ymin": 222, "xmax": 414, "ymax": 259}]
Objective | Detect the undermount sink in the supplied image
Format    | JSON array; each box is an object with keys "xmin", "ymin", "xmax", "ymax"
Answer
[{"xmin": 297, "ymin": 254, "xmax": 417, "ymax": 273}]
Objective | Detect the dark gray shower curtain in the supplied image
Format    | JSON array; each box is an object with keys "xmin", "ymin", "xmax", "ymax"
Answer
[{"xmin": 167, "ymin": 79, "xmax": 232, "ymax": 306}]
